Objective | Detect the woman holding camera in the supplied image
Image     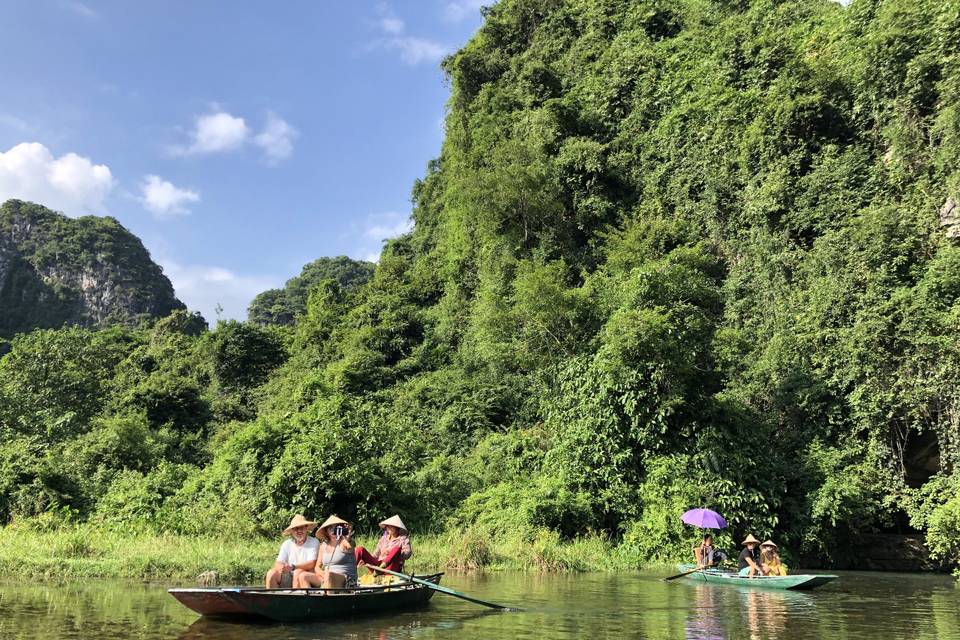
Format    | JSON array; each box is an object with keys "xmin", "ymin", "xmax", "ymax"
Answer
[{"xmin": 294, "ymin": 515, "xmax": 358, "ymax": 589}]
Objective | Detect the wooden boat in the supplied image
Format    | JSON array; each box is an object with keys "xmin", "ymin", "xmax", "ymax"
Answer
[
  {"xmin": 675, "ymin": 564, "xmax": 837, "ymax": 591},
  {"xmin": 169, "ymin": 572, "xmax": 443, "ymax": 623}
]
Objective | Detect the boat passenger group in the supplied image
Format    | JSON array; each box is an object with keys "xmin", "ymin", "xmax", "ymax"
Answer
[
  {"xmin": 694, "ymin": 533, "xmax": 787, "ymax": 577},
  {"xmin": 265, "ymin": 514, "xmax": 411, "ymax": 589}
]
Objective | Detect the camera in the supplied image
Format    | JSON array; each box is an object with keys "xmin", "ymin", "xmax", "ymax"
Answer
[{"xmin": 333, "ymin": 525, "xmax": 348, "ymax": 538}]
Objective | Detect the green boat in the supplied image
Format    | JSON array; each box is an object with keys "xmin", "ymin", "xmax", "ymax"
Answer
[{"xmin": 675, "ymin": 564, "xmax": 838, "ymax": 591}]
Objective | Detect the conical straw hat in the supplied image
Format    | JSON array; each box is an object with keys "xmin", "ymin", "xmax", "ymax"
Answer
[
  {"xmin": 741, "ymin": 534, "xmax": 761, "ymax": 546},
  {"xmin": 317, "ymin": 514, "xmax": 350, "ymax": 533},
  {"xmin": 379, "ymin": 515, "xmax": 408, "ymax": 533},
  {"xmin": 761, "ymin": 539, "xmax": 778, "ymax": 549},
  {"xmin": 281, "ymin": 514, "xmax": 317, "ymax": 536}
]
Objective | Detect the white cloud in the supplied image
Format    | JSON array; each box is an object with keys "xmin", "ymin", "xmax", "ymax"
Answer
[
  {"xmin": 388, "ymin": 37, "xmax": 448, "ymax": 65},
  {"xmin": 140, "ymin": 175, "xmax": 199, "ymax": 218},
  {"xmin": 369, "ymin": 5, "xmax": 449, "ymax": 66},
  {"xmin": 0, "ymin": 142, "xmax": 113, "ymax": 215},
  {"xmin": 159, "ymin": 258, "xmax": 279, "ymax": 322},
  {"xmin": 444, "ymin": 0, "xmax": 488, "ymax": 23},
  {"xmin": 364, "ymin": 212, "xmax": 414, "ymax": 241},
  {"xmin": 178, "ymin": 111, "xmax": 250, "ymax": 155},
  {"xmin": 0, "ymin": 113, "xmax": 31, "ymax": 133},
  {"xmin": 173, "ymin": 110, "xmax": 297, "ymax": 164},
  {"xmin": 351, "ymin": 211, "xmax": 414, "ymax": 263},
  {"xmin": 380, "ymin": 16, "xmax": 405, "ymax": 34},
  {"xmin": 374, "ymin": 3, "xmax": 400, "ymax": 27},
  {"xmin": 253, "ymin": 113, "xmax": 298, "ymax": 165},
  {"xmin": 62, "ymin": 0, "xmax": 98, "ymax": 19}
]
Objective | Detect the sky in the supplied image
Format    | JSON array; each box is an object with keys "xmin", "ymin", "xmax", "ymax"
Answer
[{"xmin": 0, "ymin": 0, "xmax": 488, "ymax": 322}]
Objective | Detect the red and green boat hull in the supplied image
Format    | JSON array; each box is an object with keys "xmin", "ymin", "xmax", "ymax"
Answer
[{"xmin": 169, "ymin": 573, "xmax": 442, "ymax": 623}]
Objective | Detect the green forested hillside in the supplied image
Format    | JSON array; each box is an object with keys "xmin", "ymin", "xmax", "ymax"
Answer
[
  {"xmin": 3, "ymin": 0, "xmax": 960, "ymax": 570},
  {"xmin": 0, "ymin": 199, "xmax": 185, "ymax": 339},
  {"xmin": 247, "ymin": 256, "xmax": 375, "ymax": 325}
]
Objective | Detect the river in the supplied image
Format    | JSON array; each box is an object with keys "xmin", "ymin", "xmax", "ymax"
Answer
[{"xmin": 0, "ymin": 570, "xmax": 957, "ymax": 639}]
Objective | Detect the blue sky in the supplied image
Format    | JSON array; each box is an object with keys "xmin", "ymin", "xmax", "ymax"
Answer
[{"xmin": 0, "ymin": 0, "xmax": 487, "ymax": 321}]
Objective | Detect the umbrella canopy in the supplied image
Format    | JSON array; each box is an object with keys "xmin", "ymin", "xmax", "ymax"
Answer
[{"xmin": 681, "ymin": 508, "xmax": 727, "ymax": 529}]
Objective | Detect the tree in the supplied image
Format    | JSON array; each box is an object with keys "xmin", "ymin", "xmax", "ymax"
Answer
[{"xmin": 248, "ymin": 256, "xmax": 375, "ymax": 325}]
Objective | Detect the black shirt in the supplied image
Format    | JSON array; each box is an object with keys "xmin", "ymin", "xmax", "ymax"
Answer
[{"xmin": 738, "ymin": 547, "xmax": 760, "ymax": 570}]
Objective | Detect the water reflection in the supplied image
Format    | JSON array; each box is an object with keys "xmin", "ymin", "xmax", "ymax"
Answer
[
  {"xmin": 682, "ymin": 578, "xmax": 821, "ymax": 640},
  {"xmin": 0, "ymin": 571, "xmax": 958, "ymax": 640},
  {"xmin": 0, "ymin": 580, "xmax": 191, "ymax": 639},
  {"xmin": 738, "ymin": 588, "xmax": 812, "ymax": 640},
  {"xmin": 684, "ymin": 585, "xmax": 725, "ymax": 640},
  {"xmin": 177, "ymin": 609, "xmax": 499, "ymax": 640}
]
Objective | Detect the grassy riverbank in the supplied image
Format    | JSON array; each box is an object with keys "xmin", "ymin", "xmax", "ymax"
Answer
[{"xmin": 0, "ymin": 522, "xmax": 649, "ymax": 583}]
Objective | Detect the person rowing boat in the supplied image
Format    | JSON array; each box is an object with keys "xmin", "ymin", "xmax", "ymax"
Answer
[
  {"xmin": 355, "ymin": 514, "xmax": 412, "ymax": 574},
  {"xmin": 692, "ymin": 533, "xmax": 727, "ymax": 568}
]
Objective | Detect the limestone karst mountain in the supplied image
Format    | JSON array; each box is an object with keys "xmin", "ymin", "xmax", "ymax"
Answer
[{"xmin": 0, "ymin": 199, "xmax": 185, "ymax": 337}]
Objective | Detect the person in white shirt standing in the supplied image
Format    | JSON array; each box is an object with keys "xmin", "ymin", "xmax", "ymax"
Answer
[{"xmin": 265, "ymin": 514, "xmax": 320, "ymax": 588}]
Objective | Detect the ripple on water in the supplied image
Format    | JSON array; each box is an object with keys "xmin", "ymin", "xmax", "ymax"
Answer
[{"xmin": 0, "ymin": 571, "xmax": 958, "ymax": 640}]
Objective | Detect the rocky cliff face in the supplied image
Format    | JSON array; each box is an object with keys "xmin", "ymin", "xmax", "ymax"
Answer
[{"xmin": 0, "ymin": 199, "xmax": 185, "ymax": 337}]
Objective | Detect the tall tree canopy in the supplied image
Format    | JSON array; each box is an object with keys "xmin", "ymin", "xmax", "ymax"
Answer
[{"xmin": 247, "ymin": 256, "xmax": 375, "ymax": 325}]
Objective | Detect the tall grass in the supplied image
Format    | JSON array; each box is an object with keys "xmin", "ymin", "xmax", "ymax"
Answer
[
  {"xmin": 0, "ymin": 522, "xmax": 276, "ymax": 583},
  {"xmin": 0, "ymin": 520, "xmax": 658, "ymax": 583}
]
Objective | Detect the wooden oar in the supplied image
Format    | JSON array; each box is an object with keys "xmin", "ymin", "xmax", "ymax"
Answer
[
  {"xmin": 663, "ymin": 566, "xmax": 707, "ymax": 581},
  {"xmin": 368, "ymin": 566, "xmax": 519, "ymax": 611}
]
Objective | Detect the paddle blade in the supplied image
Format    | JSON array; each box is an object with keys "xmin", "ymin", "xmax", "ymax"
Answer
[
  {"xmin": 368, "ymin": 566, "xmax": 520, "ymax": 611},
  {"xmin": 663, "ymin": 567, "xmax": 703, "ymax": 581}
]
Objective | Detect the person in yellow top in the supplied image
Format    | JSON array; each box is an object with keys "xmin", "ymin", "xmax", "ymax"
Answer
[{"xmin": 760, "ymin": 540, "xmax": 787, "ymax": 576}]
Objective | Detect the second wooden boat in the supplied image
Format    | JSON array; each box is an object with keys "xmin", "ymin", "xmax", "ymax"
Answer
[{"xmin": 675, "ymin": 564, "xmax": 837, "ymax": 590}]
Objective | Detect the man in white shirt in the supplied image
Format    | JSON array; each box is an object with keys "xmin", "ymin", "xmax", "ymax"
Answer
[{"xmin": 265, "ymin": 514, "xmax": 320, "ymax": 588}]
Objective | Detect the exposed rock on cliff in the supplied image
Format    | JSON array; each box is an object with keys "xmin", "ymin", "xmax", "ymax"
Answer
[
  {"xmin": 941, "ymin": 197, "xmax": 960, "ymax": 239},
  {"xmin": 0, "ymin": 199, "xmax": 185, "ymax": 337}
]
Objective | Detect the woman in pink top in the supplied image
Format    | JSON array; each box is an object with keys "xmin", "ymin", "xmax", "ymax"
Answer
[{"xmin": 355, "ymin": 514, "xmax": 412, "ymax": 573}]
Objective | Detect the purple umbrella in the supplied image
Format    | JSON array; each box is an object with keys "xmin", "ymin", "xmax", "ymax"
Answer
[{"xmin": 681, "ymin": 508, "xmax": 727, "ymax": 529}]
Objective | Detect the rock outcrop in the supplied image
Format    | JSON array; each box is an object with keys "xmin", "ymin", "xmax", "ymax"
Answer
[
  {"xmin": 0, "ymin": 199, "xmax": 185, "ymax": 337},
  {"xmin": 940, "ymin": 197, "xmax": 960, "ymax": 239},
  {"xmin": 843, "ymin": 534, "xmax": 944, "ymax": 572}
]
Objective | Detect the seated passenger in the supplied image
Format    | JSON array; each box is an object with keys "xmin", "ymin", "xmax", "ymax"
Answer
[
  {"xmin": 693, "ymin": 533, "xmax": 726, "ymax": 568},
  {"xmin": 295, "ymin": 515, "xmax": 358, "ymax": 590},
  {"xmin": 760, "ymin": 540, "xmax": 787, "ymax": 576},
  {"xmin": 738, "ymin": 534, "xmax": 765, "ymax": 577},
  {"xmin": 355, "ymin": 514, "xmax": 412, "ymax": 574},
  {"xmin": 265, "ymin": 514, "xmax": 319, "ymax": 588}
]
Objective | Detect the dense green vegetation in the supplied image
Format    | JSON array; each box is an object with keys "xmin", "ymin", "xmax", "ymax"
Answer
[
  {"xmin": 0, "ymin": 520, "xmax": 622, "ymax": 579},
  {"xmin": 247, "ymin": 256, "xmax": 375, "ymax": 325},
  {"xmin": 0, "ymin": 200, "xmax": 184, "ymax": 338},
  {"xmin": 3, "ymin": 0, "xmax": 960, "ymax": 575}
]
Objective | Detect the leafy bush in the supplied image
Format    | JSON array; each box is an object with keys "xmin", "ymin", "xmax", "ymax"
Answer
[
  {"xmin": 207, "ymin": 321, "xmax": 287, "ymax": 393},
  {"xmin": 94, "ymin": 462, "xmax": 196, "ymax": 529},
  {"xmin": 451, "ymin": 475, "xmax": 596, "ymax": 540}
]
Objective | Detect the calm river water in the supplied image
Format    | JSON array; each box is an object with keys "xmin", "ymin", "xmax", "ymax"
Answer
[{"xmin": 1, "ymin": 570, "xmax": 958, "ymax": 639}]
